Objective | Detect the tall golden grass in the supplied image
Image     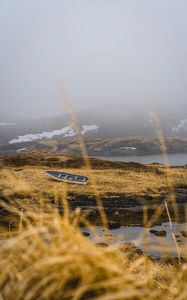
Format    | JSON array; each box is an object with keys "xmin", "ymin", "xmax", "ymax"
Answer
[{"xmin": 1, "ymin": 192, "xmax": 187, "ymax": 300}]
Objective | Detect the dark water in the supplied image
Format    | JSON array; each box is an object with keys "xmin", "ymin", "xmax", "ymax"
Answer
[
  {"xmin": 82, "ymin": 222, "xmax": 187, "ymax": 257},
  {"xmin": 97, "ymin": 153, "xmax": 187, "ymax": 166}
]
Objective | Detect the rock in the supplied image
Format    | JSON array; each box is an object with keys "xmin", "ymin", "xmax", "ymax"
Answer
[
  {"xmin": 82, "ymin": 231, "xmax": 90, "ymax": 237},
  {"xmin": 95, "ymin": 242, "xmax": 109, "ymax": 248},
  {"xmin": 181, "ymin": 231, "xmax": 187, "ymax": 238},
  {"xmin": 104, "ymin": 233, "xmax": 113, "ymax": 237},
  {"xmin": 150, "ymin": 229, "xmax": 167, "ymax": 237},
  {"xmin": 108, "ymin": 221, "xmax": 121, "ymax": 230},
  {"xmin": 176, "ymin": 239, "xmax": 182, "ymax": 243}
]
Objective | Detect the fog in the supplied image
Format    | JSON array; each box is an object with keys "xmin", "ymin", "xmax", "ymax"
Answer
[{"xmin": 0, "ymin": 0, "xmax": 187, "ymax": 119}]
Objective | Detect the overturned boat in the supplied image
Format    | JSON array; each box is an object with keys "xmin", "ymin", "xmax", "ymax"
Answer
[{"xmin": 46, "ymin": 171, "xmax": 88, "ymax": 185}]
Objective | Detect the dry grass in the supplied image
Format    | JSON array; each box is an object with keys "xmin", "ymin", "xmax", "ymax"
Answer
[
  {"xmin": 0, "ymin": 154, "xmax": 186, "ymax": 200},
  {"xmin": 0, "ymin": 194, "xmax": 187, "ymax": 300},
  {"xmin": 0, "ymin": 153, "xmax": 187, "ymax": 299}
]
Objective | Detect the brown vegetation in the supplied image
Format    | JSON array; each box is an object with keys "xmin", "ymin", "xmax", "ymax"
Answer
[
  {"xmin": 0, "ymin": 152, "xmax": 187, "ymax": 299},
  {"xmin": 0, "ymin": 190, "xmax": 187, "ymax": 300},
  {"xmin": 0, "ymin": 152, "xmax": 186, "ymax": 201}
]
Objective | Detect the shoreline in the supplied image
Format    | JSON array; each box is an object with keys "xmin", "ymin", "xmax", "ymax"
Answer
[
  {"xmin": 0, "ymin": 152, "xmax": 186, "ymax": 262},
  {"xmin": 0, "ymin": 152, "xmax": 186, "ymax": 230}
]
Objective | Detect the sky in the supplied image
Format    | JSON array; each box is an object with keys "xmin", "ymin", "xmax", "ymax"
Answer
[{"xmin": 0, "ymin": 0, "xmax": 187, "ymax": 119}]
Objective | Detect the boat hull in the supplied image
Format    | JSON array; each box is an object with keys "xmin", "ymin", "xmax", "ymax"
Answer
[{"xmin": 46, "ymin": 171, "xmax": 88, "ymax": 185}]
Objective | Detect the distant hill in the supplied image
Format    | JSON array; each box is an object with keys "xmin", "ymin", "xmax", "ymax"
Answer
[{"xmin": 0, "ymin": 109, "xmax": 186, "ymax": 155}]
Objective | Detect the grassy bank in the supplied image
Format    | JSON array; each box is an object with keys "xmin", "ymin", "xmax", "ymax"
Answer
[{"xmin": 0, "ymin": 152, "xmax": 186, "ymax": 200}]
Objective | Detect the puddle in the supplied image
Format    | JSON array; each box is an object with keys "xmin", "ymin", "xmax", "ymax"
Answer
[{"xmin": 81, "ymin": 222, "xmax": 187, "ymax": 257}]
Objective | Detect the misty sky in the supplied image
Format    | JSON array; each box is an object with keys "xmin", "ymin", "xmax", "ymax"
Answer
[{"xmin": 0, "ymin": 0, "xmax": 187, "ymax": 118}]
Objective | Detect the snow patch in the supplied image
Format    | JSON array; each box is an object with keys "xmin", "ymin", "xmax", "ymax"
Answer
[
  {"xmin": 9, "ymin": 124, "xmax": 98, "ymax": 144},
  {"xmin": 9, "ymin": 126, "xmax": 74, "ymax": 144},
  {"xmin": 124, "ymin": 147, "xmax": 136, "ymax": 150},
  {"xmin": 171, "ymin": 119, "xmax": 187, "ymax": 132},
  {"xmin": 17, "ymin": 148, "xmax": 27, "ymax": 152},
  {"xmin": 119, "ymin": 147, "xmax": 136, "ymax": 151},
  {"xmin": 81, "ymin": 124, "xmax": 98, "ymax": 135},
  {"xmin": 0, "ymin": 122, "xmax": 16, "ymax": 126}
]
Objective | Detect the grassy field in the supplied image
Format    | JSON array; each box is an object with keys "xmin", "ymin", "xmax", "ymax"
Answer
[
  {"xmin": 0, "ymin": 152, "xmax": 186, "ymax": 200},
  {"xmin": 0, "ymin": 152, "xmax": 187, "ymax": 299}
]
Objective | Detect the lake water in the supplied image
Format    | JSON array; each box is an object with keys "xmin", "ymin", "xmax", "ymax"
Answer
[{"xmin": 97, "ymin": 153, "xmax": 187, "ymax": 166}]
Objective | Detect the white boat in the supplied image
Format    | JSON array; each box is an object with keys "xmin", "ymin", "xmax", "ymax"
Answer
[{"xmin": 46, "ymin": 171, "xmax": 88, "ymax": 185}]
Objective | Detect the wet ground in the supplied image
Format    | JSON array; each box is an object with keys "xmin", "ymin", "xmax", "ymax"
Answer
[{"xmin": 81, "ymin": 222, "xmax": 187, "ymax": 258}]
